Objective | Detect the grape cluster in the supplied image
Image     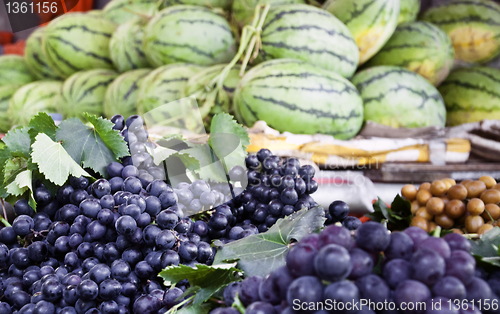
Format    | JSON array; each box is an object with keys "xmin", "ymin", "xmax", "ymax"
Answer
[
  {"xmin": 211, "ymin": 222, "xmax": 498, "ymax": 314},
  {"xmin": 327, "ymin": 200, "xmax": 362, "ymax": 230},
  {"xmin": 113, "ymin": 114, "xmax": 166, "ymax": 184},
  {"xmin": 199, "ymin": 149, "xmax": 320, "ymax": 242},
  {"xmin": 402, "ymin": 176, "xmax": 500, "ymax": 234},
  {"xmin": 0, "ymin": 116, "xmax": 224, "ymax": 313}
]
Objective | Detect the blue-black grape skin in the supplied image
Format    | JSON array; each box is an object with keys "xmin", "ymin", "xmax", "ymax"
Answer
[{"xmin": 212, "ymin": 219, "xmax": 498, "ymax": 313}]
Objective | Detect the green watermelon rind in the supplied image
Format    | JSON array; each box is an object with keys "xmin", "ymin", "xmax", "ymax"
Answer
[
  {"xmin": 231, "ymin": 0, "xmax": 306, "ymax": 27},
  {"xmin": 352, "ymin": 65, "xmax": 447, "ymax": 128},
  {"xmin": 103, "ymin": 0, "xmax": 159, "ymax": 24},
  {"xmin": 8, "ymin": 81, "xmax": 63, "ymax": 127},
  {"xmin": 366, "ymin": 21, "xmax": 455, "ymax": 86},
  {"xmin": 0, "ymin": 85, "xmax": 22, "ymax": 132},
  {"xmin": 24, "ymin": 27, "xmax": 63, "ymax": 80},
  {"xmin": 323, "ymin": 0, "xmax": 400, "ymax": 65},
  {"xmin": 398, "ymin": 0, "xmax": 420, "ymax": 25},
  {"xmin": 136, "ymin": 63, "xmax": 205, "ymax": 115},
  {"xmin": 0, "ymin": 55, "xmax": 36, "ymax": 87},
  {"xmin": 104, "ymin": 68, "xmax": 152, "ymax": 119},
  {"xmin": 57, "ymin": 69, "xmax": 118, "ymax": 118},
  {"xmin": 143, "ymin": 5, "xmax": 236, "ymax": 67},
  {"xmin": 258, "ymin": 4, "xmax": 359, "ymax": 78},
  {"xmin": 234, "ymin": 59, "xmax": 364, "ymax": 139},
  {"xmin": 109, "ymin": 19, "xmax": 151, "ymax": 73},
  {"xmin": 438, "ymin": 66, "xmax": 500, "ymax": 126},
  {"xmin": 42, "ymin": 13, "xmax": 117, "ymax": 78},
  {"xmin": 421, "ymin": 0, "xmax": 500, "ymax": 64}
]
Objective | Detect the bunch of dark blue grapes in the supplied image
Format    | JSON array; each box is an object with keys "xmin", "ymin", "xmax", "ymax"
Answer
[
  {"xmin": 210, "ymin": 224, "xmax": 499, "ymax": 314},
  {"xmin": 203, "ymin": 149, "xmax": 320, "ymax": 242},
  {"xmin": 0, "ymin": 116, "xmax": 217, "ymax": 314}
]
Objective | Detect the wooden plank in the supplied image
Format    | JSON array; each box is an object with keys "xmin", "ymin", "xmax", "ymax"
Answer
[{"xmin": 364, "ymin": 162, "xmax": 500, "ymax": 183}]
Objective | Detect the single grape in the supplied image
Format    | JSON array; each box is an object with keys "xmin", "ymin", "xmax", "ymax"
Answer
[
  {"xmin": 385, "ymin": 232, "xmax": 414, "ymax": 260},
  {"xmin": 356, "ymin": 222, "xmax": 390, "ymax": 253},
  {"xmin": 314, "ymin": 244, "xmax": 352, "ymax": 281},
  {"xmin": 393, "ymin": 280, "xmax": 431, "ymax": 313},
  {"xmin": 286, "ymin": 276, "xmax": 323, "ymax": 306},
  {"xmin": 356, "ymin": 274, "xmax": 390, "ymax": 303},
  {"xmin": 383, "ymin": 258, "xmax": 411, "ymax": 289}
]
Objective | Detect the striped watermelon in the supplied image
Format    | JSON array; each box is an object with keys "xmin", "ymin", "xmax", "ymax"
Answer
[
  {"xmin": 323, "ymin": 0, "xmax": 400, "ymax": 64},
  {"xmin": 57, "ymin": 69, "xmax": 118, "ymax": 118},
  {"xmin": 398, "ymin": 0, "xmax": 420, "ymax": 25},
  {"xmin": 234, "ymin": 59, "xmax": 364, "ymax": 139},
  {"xmin": 136, "ymin": 64, "xmax": 205, "ymax": 115},
  {"xmin": 438, "ymin": 66, "xmax": 500, "ymax": 126},
  {"xmin": 0, "ymin": 85, "xmax": 21, "ymax": 132},
  {"xmin": 163, "ymin": 0, "xmax": 232, "ymax": 9},
  {"xmin": 110, "ymin": 18, "xmax": 150, "ymax": 72},
  {"xmin": 422, "ymin": 0, "xmax": 500, "ymax": 64},
  {"xmin": 232, "ymin": 0, "xmax": 306, "ymax": 27},
  {"xmin": 104, "ymin": 69, "xmax": 151, "ymax": 119},
  {"xmin": 366, "ymin": 21, "xmax": 455, "ymax": 86},
  {"xmin": 42, "ymin": 13, "xmax": 117, "ymax": 78},
  {"xmin": 103, "ymin": 0, "xmax": 159, "ymax": 24},
  {"xmin": 183, "ymin": 64, "xmax": 242, "ymax": 120},
  {"xmin": 0, "ymin": 55, "xmax": 36, "ymax": 87},
  {"xmin": 24, "ymin": 27, "xmax": 63, "ymax": 80},
  {"xmin": 352, "ymin": 66, "xmax": 446, "ymax": 128},
  {"xmin": 143, "ymin": 5, "xmax": 236, "ymax": 67},
  {"xmin": 8, "ymin": 81, "xmax": 62, "ymax": 127},
  {"xmin": 257, "ymin": 4, "xmax": 359, "ymax": 78}
]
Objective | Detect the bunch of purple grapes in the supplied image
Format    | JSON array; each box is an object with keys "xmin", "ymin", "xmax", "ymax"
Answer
[{"xmin": 211, "ymin": 223, "xmax": 499, "ymax": 314}]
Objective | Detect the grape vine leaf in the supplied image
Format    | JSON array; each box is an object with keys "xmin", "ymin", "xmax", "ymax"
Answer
[
  {"xmin": 3, "ymin": 157, "xmax": 27, "ymax": 184},
  {"xmin": 213, "ymin": 207, "xmax": 326, "ymax": 277},
  {"xmin": 28, "ymin": 112, "xmax": 57, "ymax": 141},
  {"xmin": 6, "ymin": 170, "xmax": 32, "ymax": 196},
  {"xmin": 175, "ymin": 303, "xmax": 212, "ymax": 314},
  {"xmin": 31, "ymin": 133, "xmax": 90, "ymax": 186},
  {"xmin": 56, "ymin": 115, "xmax": 129, "ymax": 175},
  {"xmin": 159, "ymin": 263, "xmax": 241, "ymax": 305},
  {"xmin": 367, "ymin": 195, "xmax": 412, "ymax": 231},
  {"xmin": 470, "ymin": 227, "xmax": 500, "ymax": 268},
  {"xmin": 209, "ymin": 113, "xmax": 249, "ymax": 172},
  {"xmin": 2, "ymin": 127, "xmax": 31, "ymax": 157},
  {"xmin": 0, "ymin": 147, "xmax": 11, "ymax": 197}
]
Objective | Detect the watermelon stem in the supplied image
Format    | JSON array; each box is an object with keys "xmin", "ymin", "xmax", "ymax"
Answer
[
  {"xmin": 240, "ymin": 4, "xmax": 270, "ymax": 76},
  {"xmin": 187, "ymin": 5, "xmax": 270, "ymax": 119}
]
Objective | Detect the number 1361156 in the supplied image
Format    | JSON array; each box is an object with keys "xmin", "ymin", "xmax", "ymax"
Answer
[{"xmin": 6, "ymin": 1, "xmax": 59, "ymax": 14}]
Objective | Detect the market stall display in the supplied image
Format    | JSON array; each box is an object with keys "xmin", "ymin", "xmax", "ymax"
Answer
[{"xmin": 0, "ymin": 0, "xmax": 500, "ymax": 313}]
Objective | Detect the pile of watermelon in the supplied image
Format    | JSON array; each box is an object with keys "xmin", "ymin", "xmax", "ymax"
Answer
[{"xmin": 0, "ymin": 0, "xmax": 500, "ymax": 137}]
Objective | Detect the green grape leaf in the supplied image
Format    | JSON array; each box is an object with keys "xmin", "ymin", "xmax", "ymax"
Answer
[
  {"xmin": 213, "ymin": 207, "xmax": 326, "ymax": 277},
  {"xmin": 56, "ymin": 115, "xmax": 129, "ymax": 176},
  {"xmin": 2, "ymin": 127, "xmax": 31, "ymax": 157},
  {"xmin": 84, "ymin": 114, "xmax": 129, "ymax": 159},
  {"xmin": 175, "ymin": 303, "xmax": 212, "ymax": 314},
  {"xmin": 470, "ymin": 227, "xmax": 500, "ymax": 268},
  {"xmin": 209, "ymin": 113, "xmax": 249, "ymax": 173},
  {"xmin": 367, "ymin": 195, "xmax": 412, "ymax": 231},
  {"xmin": 3, "ymin": 157, "xmax": 27, "ymax": 184},
  {"xmin": 31, "ymin": 133, "xmax": 90, "ymax": 186},
  {"xmin": 28, "ymin": 112, "xmax": 58, "ymax": 141},
  {"xmin": 6, "ymin": 169, "xmax": 32, "ymax": 196},
  {"xmin": 0, "ymin": 147, "xmax": 11, "ymax": 198},
  {"xmin": 159, "ymin": 263, "xmax": 241, "ymax": 305},
  {"xmin": 210, "ymin": 113, "xmax": 250, "ymax": 148}
]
